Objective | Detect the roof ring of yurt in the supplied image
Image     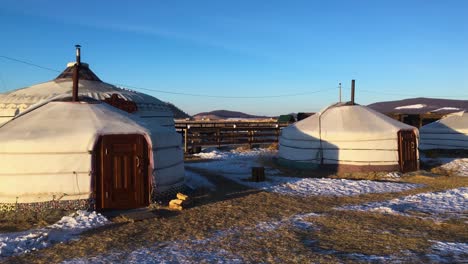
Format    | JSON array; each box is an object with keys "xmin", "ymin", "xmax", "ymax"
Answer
[
  {"xmin": 0, "ymin": 46, "xmax": 177, "ymax": 129},
  {"xmin": 278, "ymin": 80, "xmax": 420, "ymax": 173}
]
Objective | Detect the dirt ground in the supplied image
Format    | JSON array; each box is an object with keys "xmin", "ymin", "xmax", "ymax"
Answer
[{"xmin": 3, "ymin": 165, "xmax": 467, "ymax": 263}]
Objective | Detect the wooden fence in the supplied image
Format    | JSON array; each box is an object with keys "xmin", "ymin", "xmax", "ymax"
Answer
[{"xmin": 175, "ymin": 120, "xmax": 291, "ymax": 153}]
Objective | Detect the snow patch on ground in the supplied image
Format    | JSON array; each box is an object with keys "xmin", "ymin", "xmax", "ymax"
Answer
[
  {"xmin": 322, "ymin": 242, "xmax": 467, "ymax": 264},
  {"xmin": 0, "ymin": 211, "xmax": 109, "ymax": 259},
  {"xmin": 395, "ymin": 104, "xmax": 426, "ymax": 109},
  {"xmin": 193, "ymin": 147, "xmax": 276, "ymax": 161},
  {"xmin": 189, "ymin": 148, "xmax": 282, "ymax": 178},
  {"xmin": 440, "ymin": 158, "xmax": 468, "ymax": 177},
  {"xmin": 266, "ymin": 178, "xmax": 417, "ymax": 197},
  {"xmin": 342, "ymin": 187, "xmax": 468, "ymax": 219},
  {"xmin": 188, "ymin": 149, "xmax": 418, "ymax": 197},
  {"xmin": 62, "ymin": 212, "xmax": 319, "ymax": 264},
  {"xmin": 427, "ymin": 241, "xmax": 468, "ymax": 263},
  {"xmin": 422, "ymin": 157, "xmax": 468, "ymax": 177}
]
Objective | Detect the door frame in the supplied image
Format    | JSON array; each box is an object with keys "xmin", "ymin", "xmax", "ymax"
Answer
[
  {"xmin": 93, "ymin": 134, "xmax": 151, "ymax": 211},
  {"xmin": 397, "ymin": 130, "xmax": 419, "ymax": 173}
]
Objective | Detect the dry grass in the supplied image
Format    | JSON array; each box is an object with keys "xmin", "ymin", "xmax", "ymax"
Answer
[
  {"xmin": 4, "ymin": 169, "xmax": 468, "ymax": 263},
  {"xmin": 402, "ymin": 174, "xmax": 468, "ymax": 190},
  {"xmin": 0, "ymin": 209, "xmax": 74, "ymax": 233},
  {"xmin": 307, "ymin": 210, "xmax": 467, "ymax": 257}
]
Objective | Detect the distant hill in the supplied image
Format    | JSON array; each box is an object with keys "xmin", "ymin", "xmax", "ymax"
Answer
[
  {"xmin": 193, "ymin": 110, "xmax": 271, "ymax": 120},
  {"xmin": 368, "ymin": 97, "xmax": 468, "ymax": 115},
  {"xmin": 165, "ymin": 102, "xmax": 191, "ymax": 119}
]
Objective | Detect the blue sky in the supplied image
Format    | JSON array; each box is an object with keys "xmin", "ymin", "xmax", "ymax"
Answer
[{"xmin": 0, "ymin": 0, "xmax": 467, "ymax": 115}]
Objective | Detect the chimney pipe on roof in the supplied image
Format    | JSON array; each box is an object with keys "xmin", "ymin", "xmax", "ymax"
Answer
[
  {"xmin": 72, "ymin": 44, "xmax": 81, "ymax": 102},
  {"xmin": 351, "ymin": 79, "xmax": 355, "ymax": 105}
]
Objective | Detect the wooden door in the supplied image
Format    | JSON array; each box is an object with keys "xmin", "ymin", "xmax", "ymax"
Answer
[
  {"xmin": 97, "ymin": 134, "xmax": 149, "ymax": 210},
  {"xmin": 398, "ymin": 130, "xmax": 418, "ymax": 173}
]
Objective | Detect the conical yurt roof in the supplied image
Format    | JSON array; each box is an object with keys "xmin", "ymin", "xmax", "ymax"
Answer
[
  {"xmin": 0, "ymin": 62, "xmax": 174, "ymax": 125},
  {"xmin": 0, "ymin": 98, "xmax": 180, "ymax": 153},
  {"xmin": 0, "ymin": 97, "xmax": 184, "ymax": 203},
  {"xmin": 420, "ymin": 111, "xmax": 468, "ymax": 134},
  {"xmin": 419, "ymin": 111, "xmax": 468, "ymax": 150},
  {"xmin": 282, "ymin": 103, "xmax": 417, "ymax": 141}
]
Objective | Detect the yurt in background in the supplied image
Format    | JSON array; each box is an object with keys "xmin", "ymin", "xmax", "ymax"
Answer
[
  {"xmin": 278, "ymin": 81, "xmax": 419, "ymax": 173},
  {"xmin": 419, "ymin": 111, "xmax": 468, "ymax": 152},
  {"xmin": 0, "ymin": 96, "xmax": 185, "ymax": 210},
  {"xmin": 279, "ymin": 103, "xmax": 419, "ymax": 172}
]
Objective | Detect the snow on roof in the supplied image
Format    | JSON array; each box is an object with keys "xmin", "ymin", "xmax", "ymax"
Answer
[
  {"xmin": 431, "ymin": 107, "xmax": 461, "ymax": 112},
  {"xmin": 368, "ymin": 98, "xmax": 468, "ymax": 115},
  {"xmin": 394, "ymin": 104, "xmax": 426, "ymax": 110}
]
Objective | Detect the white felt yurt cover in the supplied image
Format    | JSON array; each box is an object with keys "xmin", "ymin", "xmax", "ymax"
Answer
[
  {"xmin": 419, "ymin": 111, "xmax": 468, "ymax": 150},
  {"xmin": 0, "ymin": 99, "xmax": 184, "ymax": 203},
  {"xmin": 0, "ymin": 63, "xmax": 175, "ymax": 127},
  {"xmin": 279, "ymin": 103, "xmax": 418, "ymax": 167}
]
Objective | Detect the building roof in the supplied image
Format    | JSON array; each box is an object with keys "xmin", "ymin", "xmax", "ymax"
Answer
[{"xmin": 368, "ymin": 97, "xmax": 468, "ymax": 115}]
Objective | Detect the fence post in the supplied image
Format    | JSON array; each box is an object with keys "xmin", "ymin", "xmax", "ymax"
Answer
[{"xmin": 184, "ymin": 128, "xmax": 188, "ymax": 153}]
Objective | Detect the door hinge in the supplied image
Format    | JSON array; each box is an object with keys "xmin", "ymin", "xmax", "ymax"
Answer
[
  {"xmin": 105, "ymin": 191, "xmax": 109, "ymax": 199},
  {"xmin": 105, "ymin": 148, "xmax": 108, "ymax": 155}
]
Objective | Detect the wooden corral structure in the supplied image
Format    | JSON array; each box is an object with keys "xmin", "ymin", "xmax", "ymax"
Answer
[
  {"xmin": 388, "ymin": 113, "xmax": 447, "ymax": 128},
  {"xmin": 175, "ymin": 120, "xmax": 291, "ymax": 153}
]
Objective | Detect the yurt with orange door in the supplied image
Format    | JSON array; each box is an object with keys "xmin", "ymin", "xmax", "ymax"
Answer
[
  {"xmin": 0, "ymin": 48, "xmax": 185, "ymax": 211},
  {"xmin": 278, "ymin": 81, "xmax": 420, "ymax": 175},
  {"xmin": 0, "ymin": 95, "xmax": 184, "ymax": 211}
]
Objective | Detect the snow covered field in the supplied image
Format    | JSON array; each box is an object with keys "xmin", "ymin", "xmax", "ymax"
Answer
[
  {"xmin": 2, "ymin": 148, "xmax": 467, "ymax": 263},
  {"xmin": 0, "ymin": 211, "xmax": 109, "ymax": 259},
  {"xmin": 185, "ymin": 149, "xmax": 468, "ymax": 263}
]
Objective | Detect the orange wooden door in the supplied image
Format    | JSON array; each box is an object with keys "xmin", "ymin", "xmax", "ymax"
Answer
[
  {"xmin": 398, "ymin": 130, "xmax": 419, "ymax": 173},
  {"xmin": 98, "ymin": 134, "xmax": 149, "ymax": 210}
]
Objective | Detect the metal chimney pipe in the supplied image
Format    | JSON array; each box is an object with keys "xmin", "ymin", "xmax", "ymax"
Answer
[
  {"xmin": 72, "ymin": 44, "xmax": 81, "ymax": 102},
  {"xmin": 351, "ymin": 79, "xmax": 355, "ymax": 105},
  {"xmin": 339, "ymin": 82, "xmax": 342, "ymax": 103}
]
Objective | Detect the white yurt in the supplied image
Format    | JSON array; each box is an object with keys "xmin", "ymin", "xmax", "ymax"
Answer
[
  {"xmin": 278, "ymin": 102, "xmax": 419, "ymax": 173},
  {"xmin": 0, "ymin": 96, "xmax": 184, "ymax": 210},
  {"xmin": 0, "ymin": 62, "xmax": 175, "ymax": 127},
  {"xmin": 419, "ymin": 111, "xmax": 468, "ymax": 151}
]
